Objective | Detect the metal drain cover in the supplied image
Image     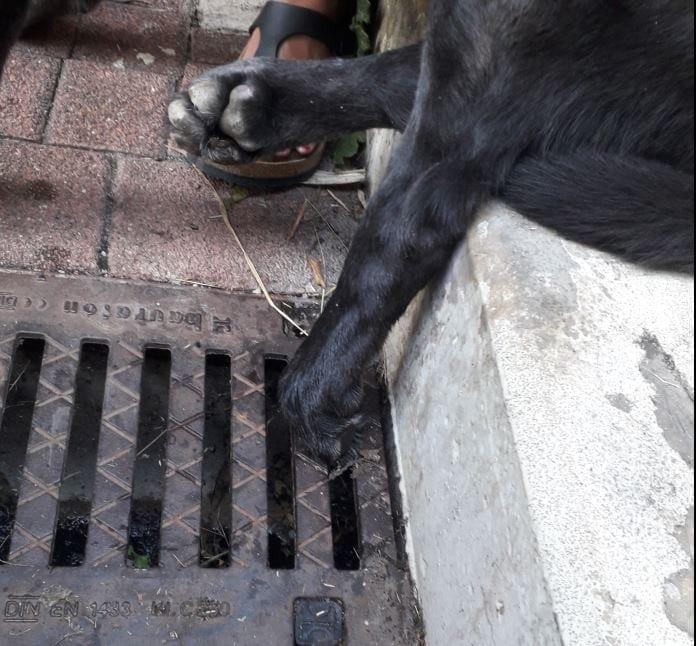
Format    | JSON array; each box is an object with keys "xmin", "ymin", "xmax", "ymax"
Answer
[{"xmin": 0, "ymin": 273, "xmax": 420, "ymax": 645}]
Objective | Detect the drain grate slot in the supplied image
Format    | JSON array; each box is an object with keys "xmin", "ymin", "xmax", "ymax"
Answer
[
  {"xmin": 200, "ymin": 353, "xmax": 233, "ymax": 567},
  {"xmin": 50, "ymin": 342, "xmax": 110, "ymax": 566},
  {"xmin": 0, "ymin": 275, "xmax": 421, "ymax": 644},
  {"xmin": 329, "ymin": 469, "xmax": 362, "ymax": 570},
  {"xmin": 0, "ymin": 336, "xmax": 45, "ymax": 562},
  {"xmin": 265, "ymin": 355, "xmax": 296, "ymax": 569},
  {"xmin": 127, "ymin": 347, "xmax": 171, "ymax": 568}
]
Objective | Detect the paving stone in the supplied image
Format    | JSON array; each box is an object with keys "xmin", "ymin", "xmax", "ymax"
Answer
[
  {"xmin": 0, "ymin": 51, "xmax": 61, "ymax": 141},
  {"xmin": 197, "ymin": 0, "xmax": 265, "ymax": 32},
  {"xmin": 73, "ymin": 2, "xmax": 188, "ymax": 74},
  {"xmin": 108, "ymin": 156, "xmax": 357, "ymax": 292},
  {"xmin": 46, "ymin": 60, "xmax": 172, "ymax": 157},
  {"xmin": 135, "ymin": 0, "xmax": 192, "ymax": 12},
  {"xmin": 178, "ymin": 62, "xmax": 212, "ymax": 90},
  {"xmin": 190, "ymin": 27, "xmax": 246, "ymax": 65},
  {"xmin": 0, "ymin": 140, "xmax": 109, "ymax": 274},
  {"xmin": 15, "ymin": 16, "xmax": 78, "ymax": 59}
]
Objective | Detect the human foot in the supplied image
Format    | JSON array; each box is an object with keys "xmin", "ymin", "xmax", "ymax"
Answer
[
  {"xmin": 242, "ymin": 0, "xmax": 339, "ymax": 60},
  {"xmin": 169, "ymin": 0, "xmax": 350, "ymax": 187},
  {"xmin": 241, "ymin": 0, "xmax": 340, "ymax": 159}
]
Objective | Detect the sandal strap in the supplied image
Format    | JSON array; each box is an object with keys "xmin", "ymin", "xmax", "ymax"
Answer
[{"xmin": 250, "ymin": 1, "xmax": 341, "ymax": 57}]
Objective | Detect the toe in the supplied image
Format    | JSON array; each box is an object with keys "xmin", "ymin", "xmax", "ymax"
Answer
[
  {"xmin": 219, "ymin": 84, "xmax": 264, "ymax": 151},
  {"xmin": 168, "ymin": 94, "xmax": 209, "ymax": 152},
  {"xmin": 203, "ymin": 136, "xmax": 253, "ymax": 164},
  {"xmin": 187, "ymin": 79, "xmax": 228, "ymax": 127},
  {"xmin": 296, "ymin": 144, "xmax": 317, "ymax": 156}
]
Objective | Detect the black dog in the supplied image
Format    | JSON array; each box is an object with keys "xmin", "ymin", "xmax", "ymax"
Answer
[
  {"xmin": 170, "ymin": 0, "xmax": 694, "ymax": 467},
  {"xmin": 0, "ymin": 1, "xmax": 103, "ymax": 77},
  {"xmin": 3, "ymin": 1, "xmax": 693, "ymax": 467}
]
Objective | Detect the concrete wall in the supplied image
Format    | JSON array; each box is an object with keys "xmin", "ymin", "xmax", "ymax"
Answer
[
  {"xmin": 197, "ymin": 0, "xmax": 266, "ymax": 31},
  {"xmin": 385, "ymin": 239, "xmax": 562, "ymax": 645},
  {"xmin": 384, "ymin": 206, "xmax": 694, "ymax": 646},
  {"xmin": 373, "ymin": 2, "xmax": 695, "ymax": 645}
]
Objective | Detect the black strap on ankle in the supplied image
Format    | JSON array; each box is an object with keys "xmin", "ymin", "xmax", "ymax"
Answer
[{"xmin": 250, "ymin": 1, "xmax": 342, "ymax": 57}]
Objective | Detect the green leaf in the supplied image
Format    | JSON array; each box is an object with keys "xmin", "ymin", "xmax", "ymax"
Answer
[
  {"xmin": 354, "ymin": 0, "xmax": 370, "ymax": 22},
  {"xmin": 221, "ymin": 186, "xmax": 249, "ymax": 211},
  {"xmin": 349, "ymin": 0, "xmax": 372, "ymax": 56},
  {"xmin": 332, "ymin": 132, "xmax": 366, "ymax": 168},
  {"xmin": 230, "ymin": 185, "xmax": 249, "ymax": 203},
  {"xmin": 128, "ymin": 546, "xmax": 151, "ymax": 569}
]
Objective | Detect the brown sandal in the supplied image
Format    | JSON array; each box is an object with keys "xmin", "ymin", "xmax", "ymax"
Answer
[{"xmin": 187, "ymin": 1, "xmax": 343, "ymax": 188}]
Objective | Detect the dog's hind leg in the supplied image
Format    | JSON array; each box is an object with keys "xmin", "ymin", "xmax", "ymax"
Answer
[
  {"xmin": 0, "ymin": 0, "xmax": 29, "ymax": 80},
  {"xmin": 274, "ymin": 0, "xmax": 519, "ymax": 465},
  {"xmin": 502, "ymin": 153, "xmax": 695, "ymax": 274},
  {"xmin": 277, "ymin": 145, "xmax": 487, "ymax": 465},
  {"xmin": 23, "ymin": 1, "xmax": 103, "ymax": 28}
]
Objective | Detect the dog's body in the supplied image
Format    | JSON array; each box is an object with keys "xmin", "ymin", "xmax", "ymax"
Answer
[
  {"xmin": 2, "ymin": 0, "xmax": 693, "ymax": 465},
  {"xmin": 171, "ymin": 0, "xmax": 693, "ymax": 465},
  {"xmin": 170, "ymin": 0, "xmax": 693, "ymax": 465},
  {"xmin": 0, "ymin": 0, "xmax": 101, "ymax": 78}
]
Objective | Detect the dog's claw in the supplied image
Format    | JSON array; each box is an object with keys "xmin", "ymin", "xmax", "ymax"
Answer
[
  {"xmin": 328, "ymin": 447, "xmax": 362, "ymax": 480},
  {"xmin": 278, "ymin": 359, "xmax": 367, "ymax": 467}
]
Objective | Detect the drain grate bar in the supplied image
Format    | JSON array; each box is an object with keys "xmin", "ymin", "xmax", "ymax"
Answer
[
  {"xmin": 50, "ymin": 342, "xmax": 110, "ymax": 566},
  {"xmin": 127, "ymin": 347, "xmax": 172, "ymax": 568},
  {"xmin": 200, "ymin": 352, "xmax": 233, "ymax": 568},
  {"xmin": 0, "ymin": 336, "xmax": 45, "ymax": 562}
]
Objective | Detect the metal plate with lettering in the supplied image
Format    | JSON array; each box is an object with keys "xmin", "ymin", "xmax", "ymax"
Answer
[{"xmin": 0, "ymin": 273, "xmax": 421, "ymax": 645}]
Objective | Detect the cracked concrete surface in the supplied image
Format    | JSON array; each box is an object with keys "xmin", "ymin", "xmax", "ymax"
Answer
[
  {"xmin": 638, "ymin": 331, "xmax": 694, "ymax": 468},
  {"xmin": 385, "ymin": 204, "xmax": 694, "ymax": 646},
  {"xmin": 665, "ymin": 505, "xmax": 695, "ymax": 637},
  {"xmin": 373, "ymin": 9, "xmax": 693, "ymax": 646}
]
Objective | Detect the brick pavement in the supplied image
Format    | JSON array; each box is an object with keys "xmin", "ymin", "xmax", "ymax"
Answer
[{"xmin": 0, "ymin": 0, "xmax": 359, "ymax": 294}]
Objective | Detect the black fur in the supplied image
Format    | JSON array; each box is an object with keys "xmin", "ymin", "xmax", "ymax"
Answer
[
  {"xmin": 0, "ymin": 0, "xmax": 28, "ymax": 78},
  {"xmin": 170, "ymin": 0, "xmax": 694, "ymax": 466},
  {"xmin": 4, "ymin": 1, "xmax": 692, "ymax": 467},
  {"xmin": 0, "ymin": 0, "xmax": 101, "ymax": 80},
  {"xmin": 0, "ymin": 0, "xmax": 694, "ymax": 463}
]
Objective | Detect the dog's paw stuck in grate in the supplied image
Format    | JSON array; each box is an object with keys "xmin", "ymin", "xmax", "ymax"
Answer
[{"xmin": 0, "ymin": 273, "xmax": 422, "ymax": 645}]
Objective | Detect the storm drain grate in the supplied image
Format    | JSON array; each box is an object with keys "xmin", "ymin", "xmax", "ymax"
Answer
[
  {"xmin": 0, "ymin": 274, "xmax": 421, "ymax": 645},
  {"xmin": 0, "ymin": 345, "xmax": 363, "ymax": 573}
]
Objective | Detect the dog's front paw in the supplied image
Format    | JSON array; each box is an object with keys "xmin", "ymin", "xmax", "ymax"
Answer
[
  {"xmin": 168, "ymin": 61, "xmax": 285, "ymax": 163},
  {"xmin": 278, "ymin": 360, "xmax": 366, "ymax": 469}
]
